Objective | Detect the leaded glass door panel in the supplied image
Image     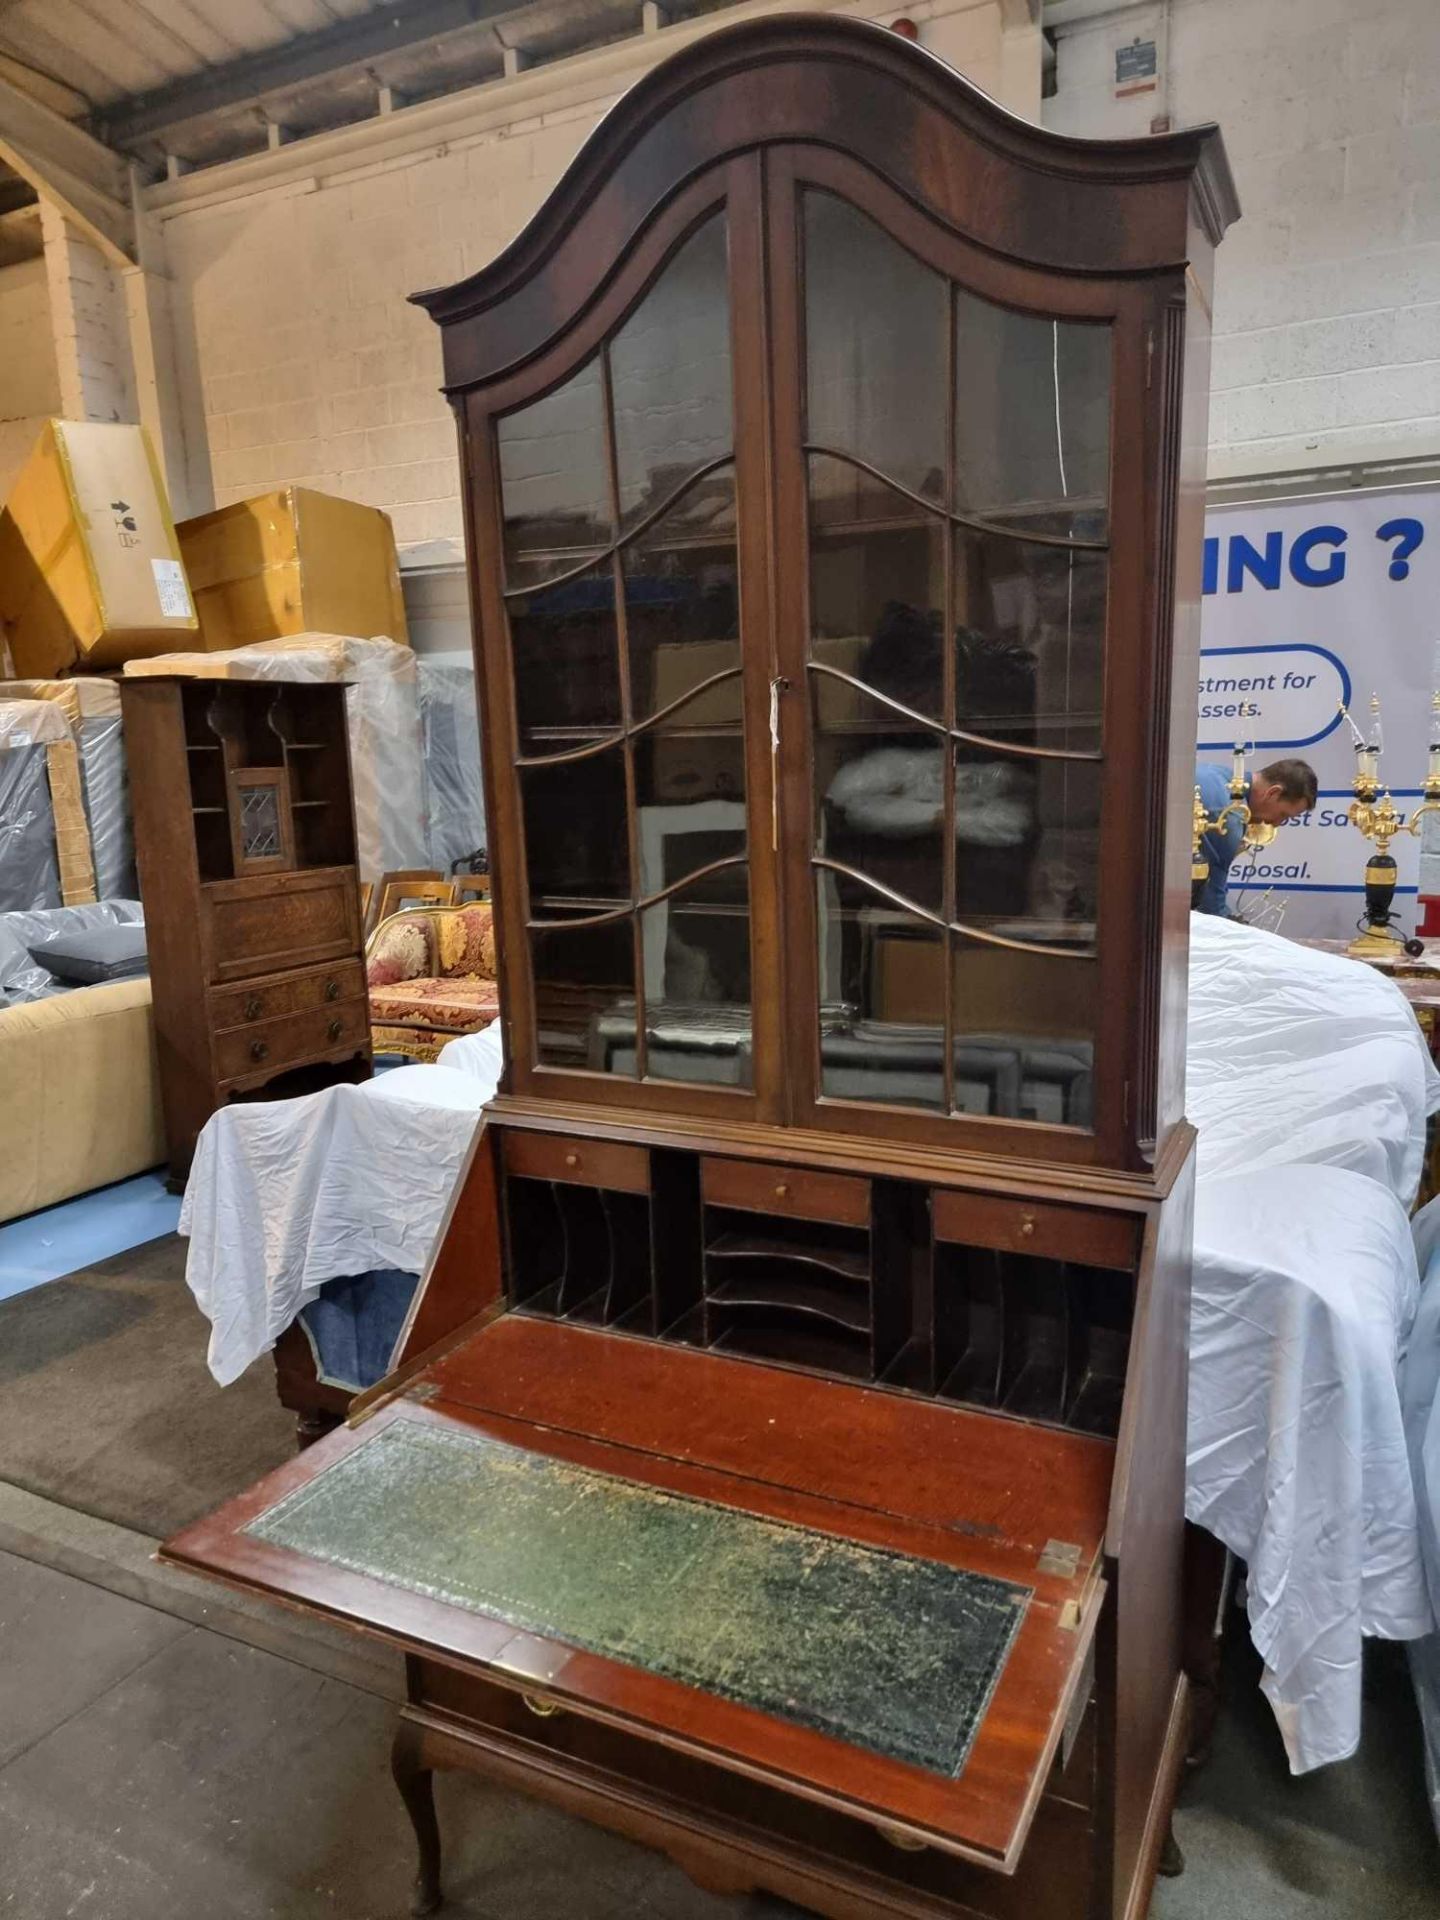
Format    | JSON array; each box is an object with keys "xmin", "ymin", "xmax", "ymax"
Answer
[
  {"xmin": 474, "ymin": 166, "xmax": 776, "ymax": 1113},
  {"xmin": 769, "ymin": 149, "xmax": 1146, "ymax": 1162}
]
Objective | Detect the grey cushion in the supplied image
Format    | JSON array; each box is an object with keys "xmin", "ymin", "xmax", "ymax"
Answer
[{"xmin": 32, "ymin": 922, "xmax": 148, "ymax": 986}]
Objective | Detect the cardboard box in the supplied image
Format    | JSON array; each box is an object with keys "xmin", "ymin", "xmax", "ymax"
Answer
[
  {"xmin": 0, "ymin": 420, "xmax": 197, "ymax": 678},
  {"xmin": 177, "ymin": 488, "xmax": 408, "ymax": 652}
]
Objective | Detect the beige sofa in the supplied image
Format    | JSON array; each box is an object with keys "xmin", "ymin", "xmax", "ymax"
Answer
[{"xmin": 0, "ymin": 975, "xmax": 165, "ymax": 1222}]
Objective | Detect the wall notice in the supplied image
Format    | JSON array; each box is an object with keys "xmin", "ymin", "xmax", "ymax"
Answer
[{"xmin": 1196, "ymin": 486, "xmax": 1437, "ymax": 939}]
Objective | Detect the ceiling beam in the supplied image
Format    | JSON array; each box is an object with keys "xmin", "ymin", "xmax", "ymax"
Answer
[
  {"xmin": 93, "ymin": 0, "xmax": 523, "ymax": 151},
  {"xmin": 0, "ymin": 67, "xmax": 134, "ymax": 263}
]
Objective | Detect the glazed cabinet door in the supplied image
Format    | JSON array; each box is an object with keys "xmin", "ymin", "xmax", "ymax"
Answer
[
  {"xmin": 766, "ymin": 147, "xmax": 1159, "ymax": 1169},
  {"xmin": 466, "ymin": 160, "xmax": 781, "ymax": 1119}
]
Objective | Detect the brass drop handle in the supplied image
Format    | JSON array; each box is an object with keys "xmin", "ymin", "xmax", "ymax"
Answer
[
  {"xmin": 523, "ymin": 1692, "xmax": 562, "ymax": 1719},
  {"xmin": 774, "ymin": 1182, "xmax": 789, "ymax": 1199},
  {"xmin": 324, "ymin": 978, "xmax": 340, "ymax": 1001},
  {"xmin": 565, "ymin": 1152, "xmax": 579, "ymax": 1168},
  {"xmin": 328, "ymin": 1017, "xmax": 343, "ymax": 1040},
  {"xmin": 244, "ymin": 996, "xmax": 262, "ymax": 1021},
  {"xmin": 250, "ymin": 1040, "xmax": 269, "ymax": 1063},
  {"xmin": 1019, "ymin": 1214, "xmax": 1036, "ymax": 1238}
]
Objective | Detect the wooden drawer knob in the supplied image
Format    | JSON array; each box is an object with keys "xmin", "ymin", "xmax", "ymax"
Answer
[
  {"xmin": 324, "ymin": 978, "xmax": 340, "ymax": 1001},
  {"xmin": 565, "ymin": 1152, "xmax": 579, "ymax": 1168},
  {"xmin": 327, "ymin": 1017, "xmax": 343, "ymax": 1040},
  {"xmin": 250, "ymin": 1040, "xmax": 268, "ymax": 1063},
  {"xmin": 244, "ymin": 997, "xmax": 262, "ymax": 1021}
]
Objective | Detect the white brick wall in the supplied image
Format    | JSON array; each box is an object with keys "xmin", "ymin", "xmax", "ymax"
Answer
[
  {"xmin": 40, "ymin": 205, "xmax": 137, "ymax": 430},
  {"xmin": 153, "ymin": 0, "xmax": 1020, "ymax": 561},
  {"xmin": 1046, "ymin": 0, "xmax": 1440, "ymax": 477},
  {"xmin": 0, "ymin": 255, "xmax": 61, "ymax": 497}
]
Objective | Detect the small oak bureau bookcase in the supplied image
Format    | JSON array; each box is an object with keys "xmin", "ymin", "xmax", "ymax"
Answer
[
  {"xmin": 121, "ymin": 675, "xmax": 371, "ymax": 1183},
  {"xmin": 164, "ymin": 19, "xmax": 1236, "ymax": 1920}
]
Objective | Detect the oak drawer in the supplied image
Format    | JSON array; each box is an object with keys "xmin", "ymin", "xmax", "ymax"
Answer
[
  {"xmin": 201, "ymin": 867, "xmax": 359, "ymax": 985},
  {"xmin": 214, "ymin": 994, "xmax": 369, "ymax": 1085},
  {"xmin": 503, "ymin": 1131, "xmax": 649, "ymax": 1195},
  {"xmin": 931, "ymin": 1191, "xmax": 1138, "ymax": 1270},
  {"xmin": 701, "ymin": 1157, "xmax": 871, "ymax": 1228},
  {"xmin": 210, "ymin": 959, "xmax": 365, "ymax": 1030}
]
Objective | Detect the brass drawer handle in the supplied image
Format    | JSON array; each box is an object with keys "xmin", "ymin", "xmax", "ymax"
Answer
[
  {"xmin": 250, "ymin": 1040, "xmax": 269, "ymax": 1063},
  {"xmin": 876, "ymin": 1823, "xmax": 928, "ymax": 1853},
  {"xmin": 1019, "ymin": 1213, "xmax": 1036, "ymax": 1237},
  {"xmin": 328, "ymin": 1017, "xmax": 343, "ymax": 1041},
  {"xmin": 324, "ymin": 978, "xmax": 340, "ymax": 1001},
  {"xmin": 244, "ymin": 997, "xmax": 262, "ymax": 1021},
  {"xmin": 564, "ymin": 1152, "xmax": 579, "ymax": 1168},
  {"xmin": 774, "ymin": 1181, "xmax": 790, "ymax": 1199},
  {"xmin": 522, "ymin": 1692, "xmax": 562, "ymax": 1719}
]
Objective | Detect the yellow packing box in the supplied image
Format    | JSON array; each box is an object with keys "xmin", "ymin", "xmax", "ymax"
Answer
[
  {"xmin": 0, "ymin": 420, "xmax": 197, "ymax": 678},
  {"xmin": 177, "ymin": 487, "xmax": 409, "ymax": 651}
]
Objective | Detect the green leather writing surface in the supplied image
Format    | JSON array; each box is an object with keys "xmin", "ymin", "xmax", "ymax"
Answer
[{"xmin": 247, "ymin": 1419, "xmax": 1029, "ymax": 1776}]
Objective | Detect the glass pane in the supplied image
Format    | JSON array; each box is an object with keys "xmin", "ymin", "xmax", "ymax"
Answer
[
  {"xmin": 533, "ymin": 915, "xmax": 636, "ymax": 1074},
  {"xmin": 612, "ymin": 215, "xmax": 733, "ymax": 532},
  {"xmin": 954, "ymin": 295, "xmax": 1111, "ymax": 537},
  {"xmin": 497, "ymin": 358, "xmax": 611, "ymax": 589},
  {"xmin": 951, "ymin": 939, "xmax": 1096, "ymax": 1127},
  {"xmin": 954, "ymin": 529, "xmax": 1107, "ymax": 753},
  {"xmin": 805, "ymin": 193, "xmax": 947, "ymax": 505},
  {"xmin": 521, "ymin": 750, "xmax": 629, "ymax": 908},
  {"xmin": 952, "ymin": 754, "xmax": 1098, "ymax": 944},
  {"xmin": 641, "ymin": 867, "xmax": 752, "ymax": 1089},
  {"xmin": 636, "ymin": 734, "xmax": 747, "ymax": 894},
  {"xmin": 239, "ymin": 782, "xmax": 282, "ymax": 860},
  {"xmin": 809, "ymin": 456, "xmax": 945, "ymax": 722},
  {"xmin": 510, "ymin": 563, "xmax": 622, "ymax": 754},
  {"xmin": 815, "ymin": 682, "xmax": 945, "ymax": 919},
  {"xmin": 624, "ymin": 470, "xmax": 739, "ymax": 724},
  {"xmin": 816, "ymin": 869, "xmax": 946, "ymax": 1111}
]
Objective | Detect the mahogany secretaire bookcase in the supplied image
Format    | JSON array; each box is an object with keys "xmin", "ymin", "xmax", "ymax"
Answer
[{"xmin": 165, "ymin": 19, "xmax": 1236, "ymax": 1920}]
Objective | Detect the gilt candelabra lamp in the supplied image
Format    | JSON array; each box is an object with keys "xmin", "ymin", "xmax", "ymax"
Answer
[
  {"xmin": 1191, "ymin": 742, "xmax": 1272, "ymax": 909},
  {"xmin": 1338, "ymin": 693, "xmax": 1440, "ymax": 959}
]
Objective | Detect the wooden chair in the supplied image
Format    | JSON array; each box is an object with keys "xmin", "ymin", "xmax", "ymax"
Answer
[
  {"xmin": 452, "ymin": 870, "xmax": 491, "ymax": 904},
  {"xmin": 371, "ymin": 872, "xmax": 455, "ymax": 930}
]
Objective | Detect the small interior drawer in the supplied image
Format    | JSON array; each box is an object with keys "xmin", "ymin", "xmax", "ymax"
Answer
[
  {"xmin": 214, "ymin": 995, "xmax": 369, "ymax": 1085},
  {"xmin": 503, "ymin": 1130, "xmax": 649, "ymax": 1195},
  {"xmin": 211, "ymin": 960, "xmax": 365, "ymax": 1030},
  {"xmin": 932, "ymin": 1191, "xmax": 1138, "ymax": 1271},
  {"xmin": 701, "ymin": 1156, "xmax": 871, "ymax": 1227}
]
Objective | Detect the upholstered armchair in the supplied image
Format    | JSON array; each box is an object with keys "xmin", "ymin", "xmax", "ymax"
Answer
[{"xmin": 365, "ymin": 901, "xmax": 500, "ymax": 1062}]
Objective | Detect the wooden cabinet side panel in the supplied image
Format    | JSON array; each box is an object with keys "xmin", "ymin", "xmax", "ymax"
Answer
[
  {"xmin": 119, "ymin": 681, "xmax": 212, "ymax": 1174},
  {"xmin": 393, "ymin": 1119, "xmax": 505, "ymax": 1366},
  {"xmin": 1102, "ymin": 1144, "xmax": 1194, "ymax": 1919}
]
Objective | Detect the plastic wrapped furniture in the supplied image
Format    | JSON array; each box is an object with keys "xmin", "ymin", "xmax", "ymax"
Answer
[
  {"xmin": 0, "ymin": 698, "xmax": 79, "ymax": 911},
  {"xmin": 0, "ymin": 899, "xmax": 145, "ymax": 1006},
  {"xmin": 417, "ymin": 659, "xmax": 486, "ymax": 873}
]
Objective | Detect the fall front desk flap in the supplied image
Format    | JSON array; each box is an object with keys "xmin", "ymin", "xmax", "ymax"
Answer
[{"xmin": 163, "ymin": 1321, "xmax": 1109, "ymax": 1862}]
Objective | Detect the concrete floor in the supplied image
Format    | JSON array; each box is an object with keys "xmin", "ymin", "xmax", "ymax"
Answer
[{"xmin": 0, "ymin": 1505, "xmax": 1434, "ymax": 1920}]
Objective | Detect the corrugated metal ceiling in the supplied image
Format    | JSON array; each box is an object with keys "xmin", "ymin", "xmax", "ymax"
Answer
[
  {"xmin": 0, "ymin": 0, "xmax": 739, "ymax": 174},
  {"xmin": 0, "ymin": 0, "xmax": 381, "ymax": 111}
]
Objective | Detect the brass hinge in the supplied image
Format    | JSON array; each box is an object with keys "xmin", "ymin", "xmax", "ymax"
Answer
[{"xmin": 1038, "ymin": 1538, "xmax": 1082, "ymax": 1578}]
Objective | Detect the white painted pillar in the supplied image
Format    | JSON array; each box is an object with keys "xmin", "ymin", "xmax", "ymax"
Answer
[{"xmin": 40, "ymin": 200, "xmax": 136, "ymax": 424}]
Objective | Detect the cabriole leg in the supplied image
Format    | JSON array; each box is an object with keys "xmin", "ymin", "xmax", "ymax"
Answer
[{"xmin": 391, "ymin": 1719, "xmax": 443, "ymax": 1915}]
